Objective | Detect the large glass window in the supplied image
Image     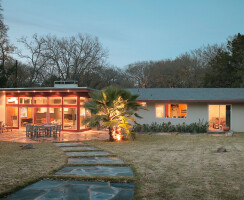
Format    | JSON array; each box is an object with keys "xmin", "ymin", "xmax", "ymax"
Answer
[
  {"xmin": 209, "ymin": 105, "xmax": 230, "ymax": 130},
  {"xmin": 6, "ymin": 107, "xmax": 18, "ymax": 127},
  {"xmin": 165, "ymin": 104, "xmax": 187, "ymax": 118},
  {"xmin": 7, "ymin": 97, "xmax": 18, "ymax": 104},
  {"xmin": 64, "ymin": 108, "xmax": 77, "ymax": 130},
  {"xmin": 156, "ymin": 104, "xmax": 164, "ymax": 118},
  {"xmin": 49, "ymin": 97, "xmax": 62, "ymax": 105},
  {"xmin": 64, "ymin": 97, "xmax": 77, "ymax": 105},
  {"xmin": 20, "ymin": 107, "xmax": 33, "ymax": 127},
  {"xmin": 80, "ymin": 107, "xmax": 91, "ymax": 129},
  {"xmin": 19, "ymin": 97, "xmax": 32, "ymax": 104},
  {"xmin": 49, "ymin": 107, "xmax": 62, "ymax": 124},
  {"xmin": 33, "ymin": 107, "xmax": 47, "ymax": 125},
  {"xmin": 33, "ymin": 97, "xmax": 47, "ymax": 104}
]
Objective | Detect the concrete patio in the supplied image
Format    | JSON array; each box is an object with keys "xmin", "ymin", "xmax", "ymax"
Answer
[{"xmin": 0, "ymin": 129, "xmax": 109, "ymax": 143}]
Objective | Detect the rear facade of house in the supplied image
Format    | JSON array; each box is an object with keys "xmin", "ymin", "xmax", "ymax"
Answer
[
  {"xmin": 0, "ymin": 81, "xmax": 94, "ymax": 132},
  {"xmin": 1, "ymin": 84, "xmax": 244, "ymax": 132},
  {"xmin": 128, "ymin": 88, "xmax": 244, "ymax": 132}
]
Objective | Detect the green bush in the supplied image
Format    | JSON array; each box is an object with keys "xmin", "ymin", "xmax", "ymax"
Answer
[{"xmin": 133, "ymin": 120, "xmax": 208, "ymax": 133}]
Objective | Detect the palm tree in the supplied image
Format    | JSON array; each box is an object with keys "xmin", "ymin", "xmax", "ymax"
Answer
[{"xmin": 83, "ymin": 86, "xmax": 144, "ymax": 141}]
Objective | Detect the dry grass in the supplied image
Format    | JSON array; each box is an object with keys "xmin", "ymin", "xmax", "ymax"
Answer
[
  {"xmin": 0, "ymin": 142, "xmax": 66, "ymax": 196},
  {"xmin": 86, "ymin": 134, "xmax": 244, "ymax": 200}
]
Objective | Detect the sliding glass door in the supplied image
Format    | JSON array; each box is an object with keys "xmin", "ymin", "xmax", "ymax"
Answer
[{"xmin": 208, "ymin": 105, "xmax": 231, "ymax": 130}]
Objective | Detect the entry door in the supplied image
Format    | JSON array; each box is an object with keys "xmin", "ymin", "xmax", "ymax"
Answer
[{"xmin": 208, "ymin": 105, "xmax": 231, "ymax": 130}]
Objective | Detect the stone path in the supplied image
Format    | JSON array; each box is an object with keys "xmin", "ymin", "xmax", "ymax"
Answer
[{"xmin": 5, "ymin": 142, "xmax": 135, "ymax": 200}]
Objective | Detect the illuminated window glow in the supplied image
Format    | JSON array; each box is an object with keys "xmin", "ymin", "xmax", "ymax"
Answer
[
  {"xmin": 156, "ymin": 104, "xmax": 164, "ymax": 118},
  {"xmin": 7, "ymin": 97, "xmax": 18, "ymax": 104},
  {"xmin": 165, "ymin": 104, "xmax": 187, "ymax": 118}
]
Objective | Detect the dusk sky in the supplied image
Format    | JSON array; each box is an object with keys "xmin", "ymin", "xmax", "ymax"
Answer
[{"xmin": 3, "ymin": 0, "xmax": 244, "ymax": 68}]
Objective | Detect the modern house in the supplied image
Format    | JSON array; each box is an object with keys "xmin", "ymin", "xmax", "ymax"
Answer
[
  {"xmin": 0, "ymin": 81, "xmax": 94, "ymax": 132},
  {"xmin": 128, "ymin": 88, "xmax": 244, "ymax": 132},
  {"xmin": 1, "ymin": 83, "xmax": 244, "ymax": 132}
]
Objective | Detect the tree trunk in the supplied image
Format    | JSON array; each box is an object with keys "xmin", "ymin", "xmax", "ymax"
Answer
[{"xmin": 108, "ymin": 127, "xmax": 114, "ymax": 141}]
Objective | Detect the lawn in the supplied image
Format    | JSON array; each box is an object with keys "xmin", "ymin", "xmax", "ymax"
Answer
[
  {"xmin": 86, "ymin": 134, "xmax": 244, "ymax": 200},
  {"xmin": 0, "ymin": 142, "xmax": 66, "ymax": 197}
]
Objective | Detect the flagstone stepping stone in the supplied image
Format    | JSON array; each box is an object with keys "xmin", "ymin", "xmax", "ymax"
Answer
[
  {"xmin": 56, "ymin": 166, "xmax": 134, "ymax": 177},
  {"xmin": 68, "ymin": 156, "xmax": 124, "ymax": 164},
  {"xmin": 55, "ymin": 142, "xmax": 84, "ymax": 146},
  {"xmin": 5, "ymin": 180, "xmax": 135, "ymax": 200},
  {"xmin": 60, "ymin": 146, "xmax": 96, "ymax": 151},
  {"xmin": 66, "ymin": 151, "xmax": 110, "ymax": 156}
]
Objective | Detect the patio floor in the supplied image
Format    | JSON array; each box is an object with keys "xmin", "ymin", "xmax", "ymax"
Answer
[{"xmin": 0, "ymin": 129, "xmax": 109, "ymax": 143}]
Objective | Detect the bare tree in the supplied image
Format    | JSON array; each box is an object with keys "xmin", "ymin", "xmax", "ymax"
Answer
[
  {"xmin": 125, "ymin": 61, "xmax": 153, "ymax": 88},
  {"xmin": 0, "ymin": 1, "xmax": 15, "ymax": 87},
  {"xmin": 44, "ymin": 34, "xmax": 108, "ymax": 85},
  {"xmin": 17, "ymin": 34, "xmax": 48, "ymax": 85}
]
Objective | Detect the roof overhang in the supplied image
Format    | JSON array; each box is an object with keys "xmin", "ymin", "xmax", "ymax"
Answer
[
  {"xmin": 0, "ymin": 87, "xmax": 97, "ymax": 93},
  {"xmin": 137, "ymin": 99, "xmax": 244, "ymax": 103}
]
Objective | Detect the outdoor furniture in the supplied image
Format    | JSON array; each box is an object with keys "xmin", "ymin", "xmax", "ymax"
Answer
[
  {"xmin": 35, "ymin": 125, "xmax": 46, "ymax": 137},
  {"xmin": 43, "ymin": 125, "xmax": 55, "ymax": 136},
  {"xmin": 0, "ymin": 121, "xmax": 3, "ymax": 133},
  {"xmin": 26, "ymin": 124, "xmax": 34, "ymax": 137},
  {"xmin": 25, "ymin": 124, "xmax": 61, "ymax": 138},
  {"xmin": 51, "ymin": 124, "xmax": 62, "ymax": 137},
  {"xmin": 1, "ymin": 123, "xmax": 12, "ymax": 133}
]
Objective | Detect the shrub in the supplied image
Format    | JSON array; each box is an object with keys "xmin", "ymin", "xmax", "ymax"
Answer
[{"xmin": 133, "ymin": 119, "xmax": 208, "ymax": 133}]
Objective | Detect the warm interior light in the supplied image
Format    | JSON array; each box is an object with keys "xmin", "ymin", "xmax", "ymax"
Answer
[
  {"xmin": 138, "ymin": 102, "xmax": 147, "ymax": 107},
  {"xmin": 7, "ymin": 97, "xmax": 18, "ymax": 104}
]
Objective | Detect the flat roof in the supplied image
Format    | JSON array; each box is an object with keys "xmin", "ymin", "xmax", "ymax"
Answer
[
  {"xmin": 127, "ymin": 88, "xmax": 244, "ymax": 102},
  {"xmin": 0, "ymin": 87, "xmax": 97, "ymax": 92}
]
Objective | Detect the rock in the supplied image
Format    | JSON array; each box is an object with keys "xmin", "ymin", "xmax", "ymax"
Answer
[
  {"xmin": 21, "ymin": 143, "xmax": 34, "ymax": 150},
  {"xmin": 217, "ymin": 147, "xmax": 227, "ymax": 153}
]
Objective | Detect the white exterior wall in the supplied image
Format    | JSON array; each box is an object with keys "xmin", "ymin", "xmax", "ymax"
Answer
[
  {"xmin": 136, "ymin": 102, "xmax": 208, "ymax": 125},
  {"xmin": 0, "ymin": 93, "xmax": 5, "ymax": 123},
  {"xmin": 231, "ymin": 104, "xmax": 244, "ymax": 132}
]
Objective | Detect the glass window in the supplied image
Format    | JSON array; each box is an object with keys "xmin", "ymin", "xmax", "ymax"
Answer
[
  {"xmin": 6, "ymin": 107, "xmax": 18, "ymax": 127},
  {"xmin": 80, "ymin": 97, "xmax": 88, "ymax": 103},
  {"xmin": 7, "ymin": 97, "xmax": 18, "ymax": 104},
  {"xmin": 165, "ymin": 104, "xmax": 187, "ymax": 118},
  {"xmin": 19, "ymin": 97, "xmax": 32, "ymax": 104},
  {"xmin": 156, "ymin": 104, "xmax": 164, "ymax": 118},
  {"xmin": 20, "ymin": 107, "xmax": 33, "ymax": 127},
  {"xmin": 50, "ymin": 107, "xmax": 62, "ymax": 124},
  {"xmin": 33, "ymin": 107, "xmax": 47, "ymax": 125},
  {"xmin": 33, "ymin": 97, "xmax": 47, "ymax": 104},
  {"xmin": 49, "ymin": 97, "xmax": 62, "ymax": 105},
  {"xmin": 208, "ymin": 105, "xmax": 228, "ymax": 130},
  {"xmin": 80, "ymin": 107, "xmax": 91, "ymax": 129},
  {"xmin": 64, "ymin": 108, "xmax": 77, "ymax": 130},
  {"xmin": 138, "ymin": 102, "xmax": 147, "ymax": 107},
  {"xmin": 64, "ymin": 97, "xmax": 77, "ymax": 105}
]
